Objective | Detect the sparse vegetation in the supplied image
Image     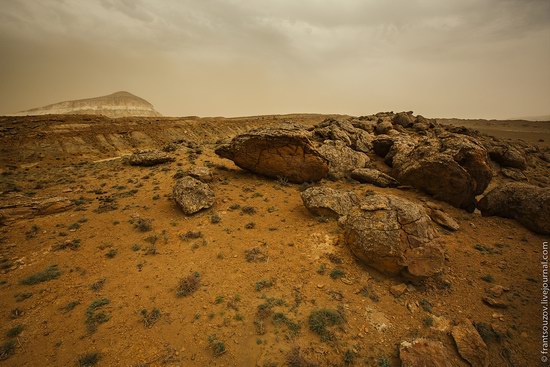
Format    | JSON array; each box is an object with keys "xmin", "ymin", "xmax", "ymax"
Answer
[
  {"xmin": 6, "ymin": 324, "xmax": 23, "ymax": 338},
  {"xmin": 85, "ymin": 298, "xmax": 111, "ymax": 333},
  {"xmin": 245, "ymin": 247, "xmax": 267, "ymax": 262},
  {"xmin": 133, "ymin": 217, "xmax": 152, "ymax": 232},
  {"xmin": 19, "ymin": 265, "xmax": 61, "ymax": 285},
  {"xmin": 176, "ymin": 273, "xmax": 200, "ymax": 297},
  {"xmin": 481, "ymin": 274, "xmax": 494, "ymax": 283},
  {"xmin": 308, "ymin": 309, "xmax": 344, "ymax": 341},
  {"xmin": 0, "ymin": 340, "xmax": 16, "ymax": 361},
  {"xmin": 330, "ymin": 268, "xmax": 345, "ymax": 279},
  {"xmin": 208, "ymin": 335, "xmax": 226, "ymax": 357},
  {"xmin": 61, "ymin": 301, "xmax": 80, "ymax": 313},
  {"xmin": 77, "ymin": 352, "xmax": 101, "ymax": 367},
  {"xmin": 140, "ymin": 308, "xmax": 161, "ymax": 328},
  {"xmin": 255, "ymin": 279, "xmax": 274, "ymax": 291}
]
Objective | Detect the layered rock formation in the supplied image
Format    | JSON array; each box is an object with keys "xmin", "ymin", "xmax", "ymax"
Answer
[{"xmin": 17, "ymin": 91, "xmax": 161, "ymax": 118}]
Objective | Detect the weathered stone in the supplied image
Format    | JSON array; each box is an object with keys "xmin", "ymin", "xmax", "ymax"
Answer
[
  {"xmin": 188, "ymin": 166, "xmax": 213, "ymax": 183},
  {"xmin": 392, "ymin": 112, "xmax": 415, "ymax": 128},
  {"xmin": 390, "ymin": 283, "xmax": 408, "ymax": 297},
  {"xmin": 451, "ymin": 319, "xmax": 489, "ymax": 367},
  {"xmin": 317, "ymin": 140, "xmax": 369, "ymax": 179},
  {"xmin": 173, "ymin": 176, "xmax": 215, "ymax": 215},
  {"xmin": 375, "ymin": 120, "xmax": 394, "ymax": 135},
  {"xmin": 488, "ymin": 144, "xmax": 527, "ymax": 170},
  {"xmin": 351, "ymin": 168, "xmax": 399, "ymax": 188},
  {"xmin": 501, "ymin": 168, "xmax": 527, "ymax": 181},
  {"xmin": 482, "ymin": 296, "xmax": 508, "ymax": 309},
  {"xmin": 215, "ymin": 126, "xmax": 328, "ymax": 183},
  {"xmin": 301, "ymin": 186, "xmax": 359, "ymax": 219},
  {"xmin": 127, "ymin": 151, "xmax": 175, "ymax": 166},
  {"xmin": 399, "ymin": 338, "xmax": 452, "ymax": 367},
  {"xmin": 429, "ymin": 209, "xmax": 460, "ymax": 231},
  {"xmin": 477, "ymin": 183, "xmax": 550, "ymax": 234},
  {"xmin": 372, "ymin": 135, "xmax": 395, "ymax": 157},
  {"xmin": 391, "ymin": 134, "xmax": 492, "ymax": 211},
  {"xmin": 341, "ymin": 194, "xmax": 445, "ymax": 278}
]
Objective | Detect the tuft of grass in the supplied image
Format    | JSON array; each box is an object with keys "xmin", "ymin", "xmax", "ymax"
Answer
[
  {"xmin": 6, "ymin": 324, "xmax": 23, "ymax": 338},
  {"xmin": 105, "ymin": 249, "xmax": 118, "ymax": 258},
  {"xmin": 308, "ymin": 309, "xmax": 344, "ymax": 341},
  {"xmin": 343, "ymin": 349, "xmax": 356, "ymax": 365},
  {"xmin": 329, "ymin": 268, "xmax": 345, "ymax": 279},
  {"xmin": 176, "ymin": 273, "xmax": 201, "ymax": 297},
  {"xmin": 241, "ymin": 206, "xmax": 257, "ymax": 215},
  {"xmin": 131, "ymin": 244, "xmax": 141, "ymax": 251},
  {"xmin": 419, "ymin": 299, "xmax": 433, "ymax": 312},
  {"xmin": 61, "ymin": 301, "xmax": 80, "ymax": 314},
  {"xmin": 272, "ymin": 312, "xmax": 301, "ymax": 335},
  {"xmin": 68, "ymin": 223, "xmax": 81, "ymax": 230},
  {"xmin": 286, "ymin": 347, "xmax": 317, "ymax": 367},
  {"xmin": 14, "ymin": 292, "xmax": 32, "ymax": 302},
  {"xmin": 77, "ymin": 352, "xmax": 101, "ymax": 367},
  {"xmin": 208, "ymin": 335, "xmax": 226, "ymax": 357},
  {"xmin": 245, "ymin": 247, "xmax": 267, "ymax": 262},
  {"xmin": 423, "ymin": 316, "xmax": 434, "ymax": 327},
  {"xmin": 90, "ymin": 278, "xmax": 106, "ymax": 292},
  {"xmin": 0, "ymin": 340, "xmax": 16, "ymax": 361},
  {"xmin": 475, "ymin": 322, "xmax": 502, "ymax": 342},
  {"xmin": 255, "ymin": 279, "xmax": 273, "ymax": 292},
  {"xmin": 85, "ymin": 298, "xmax": 110, "ymax": 333},
  {"xmin": 481, "ymin": 274, "xmax": 494, "ymax": 283},
  {"xmin": 133, "ymin": 218, "xmax": 152, "ymax": 232},
  {"xmin": 20, "ymin": 265, "xmax": 61, "ymax": 285},
  {"xmin": 377, "ymin": 357, "xmax": 390, "ymax": 367},
  {"xmin": 210, "ymin": 214, "xmax": 221, "ymax": 224},
  {"xmin": 140, "ymin": 308, "xmax": 161, "ymax": 328}
]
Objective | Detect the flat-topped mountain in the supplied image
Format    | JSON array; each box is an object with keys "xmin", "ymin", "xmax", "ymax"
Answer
[{"xmin": 16, "ymin": 91, "xmax": 162, "ymax": 118}]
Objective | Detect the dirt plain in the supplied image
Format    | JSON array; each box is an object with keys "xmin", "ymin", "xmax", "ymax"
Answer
[{"xmin": 0, "ymin": 114, "xmax": 549, "ymax": 366}]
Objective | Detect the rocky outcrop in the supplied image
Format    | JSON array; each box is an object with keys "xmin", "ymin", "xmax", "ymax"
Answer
[
  {"xmin": 173, "ymin": 176, "xmax": 215, "ymax": 215},
  {"xmin": 399, "ymin": 338, "xmax": 452, "ymax": 367},
  {"xmin": 215, "ymin": 126, "xmax": 329, "ymax": 183},
  {"xmin": 17, "ymin": 91, "xmax": 162, "ymax": 118},
  {"xmin": 487, "ymin": 144, "xmax": 527, "ymax": 170},
  {"xmin": 316, "ymin": 141, "xmax": 369, "ymax": 179},
  {"xmin": 390, "ymin": 134, "xmax": 492, "ymax": 211},
  {"xmin": 340, "ymin": 194, "xmax": 445, "ymax": 278},
  {"xmin": 127, "ymin": 151, "xmax": 175, "ymax": 166},
  {"xmin": 188, "ymin": 166, "xmax": 214, "ymax": 183},
  {"xmin": 429, "ymin": 209, "xmax": 460, "ymax": 231},
  {"xmin": 477, "ymin": 183, "xmax": 550, "ymax": 234},
  {"xmin": 351, "ymin": 168, "xmax": 399, "ymax": 188},
  {"xmin": 451, "ymin": 320, "xmax": 489, "ymax": 367},
  {"xmin": 300, "ymin": 187, "xmax": 359, "ymax": 219}
]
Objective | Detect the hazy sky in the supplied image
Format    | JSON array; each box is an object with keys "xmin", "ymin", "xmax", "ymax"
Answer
[{"xmin": 1, "ymin": 0, "xmax": 549, "ymax": 118}]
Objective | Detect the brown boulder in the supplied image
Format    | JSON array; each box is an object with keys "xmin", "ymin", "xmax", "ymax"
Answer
[
  {"xmin": 317, "ymin": 140, "xmax": 369, "ymax": 179},
  {"xmin": 399, "ymin": 338, "xmax": 453, "ymax": 367},
  {"xmin": 173, "ymin": 176, "xmax": 215, "ymax": 215},
  {"xmin": 341, "ymin": 194, "xmax": 445, "ymax": 278},
  {"xmin": 487, "ymin": 144, "xmax": 527, "ymax": 170},
  {"xmin": 390, "ymin": 134, "xmax": 492, "ymax": 211},
  {"xmin": 301, "ymin": 186, "xmax": 359, "ymax": 219},
  {"xmin": 429, "ymin": 209, "xmax": 460, "ymax": 231},
  {"xmin": 127, "ymin": 151, "xmax": 175, "ymax": 166},
  {"xmin": 215, "ymin": 126, "xmax": 328, "ymax": 183},
  {"xmin": 451, "ymin": 320, "xmax": 489, "ymax": 367},
  {"xmin": 350, "ymin": 168, "xmax": 399, "ymax": 188},
  {"xmin": 477, "ymin": 183, "xmax": 550, "ymax": 234}
]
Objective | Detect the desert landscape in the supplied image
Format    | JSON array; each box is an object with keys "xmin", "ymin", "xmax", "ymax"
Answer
[{"xmin": 0, "ymin": 101, "xmax": 549, "ymax": 366}]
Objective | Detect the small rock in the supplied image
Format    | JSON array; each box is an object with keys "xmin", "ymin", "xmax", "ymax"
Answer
[
  {"xmin": 128, "ymin": 150, "xmax": 175, "ymax": 166},
  {"xmin": 430, "ymin": 209, "xmax": 460, "ymax": 231},
  {"xmin": 173, "ymin": 176, "xmax": 215, "ymax": 215},
  {"xmin": 390, "ymin": 283, "xmax": 408, "ymax": 297},
  {"xmin": 486, "ymin": 285, "xmax": 509, "ymax": 298},
  {"xmin": 399, "ymin": 338, "xmax": 452, "ymax": 367},
  {"xmin": 188, "ymin": 166, "xmax": 213, "ymax": 182},
  {"xmin": 482, "ymin": 296, "xmax": 508, "ymax": 309}
]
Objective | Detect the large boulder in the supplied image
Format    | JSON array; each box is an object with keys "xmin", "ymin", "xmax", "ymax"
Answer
[
  {"xmin": 399, "ymin": 338, "xmax": 453, "ymax": 367},
  {"xmin": 341, "ymin": 194, "xmax": 445, "ymax": 278},
  {"xmin": 215, "ymin": 126, "xmax": 328, "ymax": 183},
  {"xmin": 477, "ymin": 183, "xmax": 550, "ymax": 234},
  {"xmin": 451, "ymin": 320, "xmax": 489, "ymax": 367},
  {"xmin": 487, "ymin": 144, "xmax": 527, "ymax": 170},
  {"xmin": 392, "ymin": 112, "xmax": 415, "ymax": 128},
  {"xmin": 301, "ymin": 186, "xmax": 359, "ymax": 219},
  {"xmin": 173, "ymin": 176, "xmax": 215, "ymax": 215},
  {"xmin": 127, "ymin": 151, "xmax": 175, "ymax": 166},
  {"xmin": 350, "ymin": 168, "xmax": 399, "ymax": 188},
  {"xmin": 317, "ymin": 140, "xmax": 370, "ymax": 179},
  {"xmin": 390, "ymin": 134, "xmax": 492, "ymax": 211}
]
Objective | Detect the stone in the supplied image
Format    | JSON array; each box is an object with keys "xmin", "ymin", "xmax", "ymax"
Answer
[
  {"xmin": 188, "ymin": 166, "xmax": 213, "ymax": 183},
  {"xmin": 127, "ymin": 151, "xmax": 175, "ymax": 166},
  {"xmin": 301, "ymin": 186, "xmax": 359, "ymax": 219},
  {"xmin": 392, "ymin": 112, "xmax": 415, "ymax": 128},
  {"xmin": 173, "ymin": 176, "xmax": 215, "ymax": 215},
  {"xmin": 351, "ymin": 168, "xmax": 399, "ymax": 188},
  {"xmin": 390, "ymin": 134, "xmax": 492, "ymax": 211},
  {"xmin": 375, "ymin": 120, "xmax": 394, "ymax": 135},
  {"xmin": 341, "ymin": 194, "xmax": 445, "ymax": 278},
  {"xmin": 487, "ymin": 144, "xmax": 527, "ymax": 169},
  {"xmin": 399, "ymin": 338, "xmax": 452, "ymax": 367},
  {"xmin": 390, "ymin": 283, "xmax": 408, "ymax": 297},
  {"xmin": 501, "ymin": 168, "xmax": 527, "ymax": 181},
  {"xmin": 477, "ymin": 183, "xmax": 550, "ymax": 234},
  {"xmin": 482, "ymin": 296, "xmax": 508, "ymax": 309},
  {"xmin": 372, "ymin": 135, "xmax": 395, "ymax": 157},
  {"xmin": 451, "ymin": 319, "xmax": 489, "ymax": 367},
  {"xmin": 486, "ymin": 285, "xmax": 509, "ymax": 298},
  {"xmin": 215, "ymin": 126, "xmax": 329, "ymax": 183},
  {"xmin": 429, "ymin": 209, "xmax": 460, "ymax": 231},
  {"xmin": 317, "ymin": 140, "xmax": 369, "ymax": 179}
]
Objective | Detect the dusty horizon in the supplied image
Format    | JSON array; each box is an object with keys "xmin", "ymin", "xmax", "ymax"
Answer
[{"xmin": 1, "ymin": 0, "xmax": 549, "ymax": 120}]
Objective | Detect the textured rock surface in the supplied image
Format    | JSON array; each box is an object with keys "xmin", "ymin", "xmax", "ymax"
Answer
[
  {"xmin": 301, "ymin": 186, "xmax": 359, "ymax": 219},
  {"xmin": 351, "ymin": 168, "xmax": 399, "ymax": 187},
  {"xmin": 17, "ymin": 91, "xmax": 162, "ymax": 118},
  {"xmin": 390, "ymin": 134, "xmax": 492, "ymax": 211},
  {"xmin": 215, "ymin": 126, "xmax": 329, "ymax": 183},
  {"xmin": 188, "ymin": 166, "xmax": 213, "ymax": 183},
  {"xmin": 429, "ymin": 209, "xmax": 460, "ymax": 231},
  {"xmin": 127, "ymin": 151, "xmax": 175, "ymax": 166},
  {"xmin": 316, "ymin": 140, "xmax": 369, "ymax": 179},
  {"xmin": 477, "ymin": 183, "xmax": 550, "ymax": 234},
  {"xmin": 341, "ymin": 194, "xmax": 445, "ymax": 278},
  {"xmin": 173, "ymin": 176, "xmax": 215, "ymax": 215},
  {"xmin": 399, "ymin": 338, "xmax": 452, "ymax": 367},
  {"xmin": 451, "ymin": 320, "xmax": 489, "ymax": 367},
  {"xmin": 487, "ymin": 144, "xmax": 527, "ymax": 169}
]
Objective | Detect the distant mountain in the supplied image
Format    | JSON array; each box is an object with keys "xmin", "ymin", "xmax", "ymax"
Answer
[
  {"xmin": 16, "ymin": 91, "xmax": 162, "ymax": 118},
  {"xmin": 513, "ymin": 114, "xmax": 550, "ymax": 121}
]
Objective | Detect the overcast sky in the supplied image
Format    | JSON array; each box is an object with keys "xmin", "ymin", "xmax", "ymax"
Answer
[{"xmin": 0, "ymin": 0, "xmax": 549, "ymax": 118}]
